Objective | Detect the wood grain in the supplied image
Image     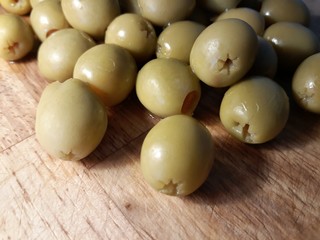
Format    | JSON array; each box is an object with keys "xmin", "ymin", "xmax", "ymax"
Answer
[{"xmin": 1, "ymin": 2, "xmax": 320, "ymax": 239}]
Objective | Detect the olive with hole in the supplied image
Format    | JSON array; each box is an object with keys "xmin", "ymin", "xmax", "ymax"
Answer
[
  {"xmin": 30, "ymin": 0, "xmax": 70, "ymax": 42},
  {"xmin": 263, "ymin": 21, "xmax": 319, "ymax": 72},
  {"xmin": 140, "ymin": 114, "xmax": 215, "ymax": 196},
  {"xmin": 61, "ymin": 0, "xmax": 120, "ymax": 39},
  {"xmin": 35, "ymin": 78, "xmax": 108, "ymax": 161},
  {"xmin": 292, "ymin": 53, "xmax": 320, "ymax": 114},
  {"xmin": 137, "ymin": 0, "xmax": 196, "ymax": 26},
  {"xmin": 220, "ymin": 76, "xmax": 290, "ymax": 144},
  {"xmin": 0, "ymin": 0, "xmax": 32, "ymax": 15},
  {"xmin": 156, "ymin": 20, "xmax": 206, "ymax": 64},
  {"xmin": 74, "ymin": 44, "xmax": 137, "ymax": 107},
  {"xmin": 190, "ymin": 18, "xmax": 258, "ymax": 88},
  {"xmin": 0, "ymin": 14, "xmax": 34, "ymax": 61},
  {"xmin": 37, "ymin": 28, "xmax": 95, "ymax": 82},
  {"xmin": 105, "ymin": 13, "xmax": 157, "ymax": 63},
  {"xmin": 136, "ymin": 58, "xmax": 201, "ymax": 118}
]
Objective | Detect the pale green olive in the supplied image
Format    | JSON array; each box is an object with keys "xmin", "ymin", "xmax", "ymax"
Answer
[
  {"xmin": 73, "ymin": 44, "xmax": 137, "ymax": 107},
  {"xmin": 136, "ymin": 58, "xmax": 201, "ymax": 118},
  {"xmin": 61, "ymin": 0, "xmax": 120, "ymax": 39},
  {"xmin": 220, "ymin": 76, "xmax": 290, "ymax": 144},
  {"xmin": 0, "ymin": 0, "xmax": 32, "ymax": 15},
  {"xmin": 292, "ymin": 53, "xmax": 320, "ymax": 114},
  {"xmin": 105, "ymin": 13, "xmax": 157, "ymax": 63},
  {"xmin": 190, "ymin": 18, "xmax": 258, "ymax": 88},
  {"xmin": 30, "ymin": 0, "xmax": 46, "ymax": 7},
  {"xmin": 199, "ymin": 0, "xmax": 241, "ymax": 13},
  {"xmin": 156, "ymin": 20, "xmax": 206, "ymax": 64},
  {"xmin": 37, "ymin": 28, "xmax": 96, "ymax": 82},
  {"xmin": 35, "ymin": 78, "xmax": 108, "ymax": 161},
  {"xmin": 140, "ymin": 114, "xmax": 215, "ymax": 196},
  {"xmin": 0, "ymin": 14, "xmax": 34, "ymax": 61},
  {"xmin": 30, "ymin": 0, "xmax": 70, "ymax": 41}
]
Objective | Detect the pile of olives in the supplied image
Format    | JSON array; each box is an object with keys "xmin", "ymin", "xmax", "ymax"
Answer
[{"xmin": 0, "ymin": 0, "xmax": 319, "ymax": 196}]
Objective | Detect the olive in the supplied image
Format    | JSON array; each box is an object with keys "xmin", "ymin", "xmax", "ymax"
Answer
[
  {"xmin": 263, "ymin": 22, "xmax": 319, "ymax": 71},
  {"xmin": 61, "ymin": 0, "xmax": 120, "ymax": 39},
  {"xmin": 190, "ymin": 18, "xmax": 258, "ymax": 88},
  {"xmin": 137, "ymin": 0, "xmax": 196, "ymax": 26},
  {"xmin": 215, "ymin": 7, "xmax": 265, "ymax": 36},
  {"xmin": 73, "ymin": 44, "xmax": 137, "ymax": 107},
  {"xmin": 156, "ymin": 20, "xmax": 206, "ymax": 64},
  {"xmin": 0, "ymin": 14, "xmax": 34, "ymax": 61},
  {"xmin": 199, "ymin": 0, "xmax": 241, "ymax": 13},
  {"xmin": 30, "ymin": 0, "xmax": 45, "ymax": 7},
  {"xmin": 136, "ymin": 58, "xmax": 201, "ymax": 118},
  {"xmin": 0, "ymin": 0, "xmax": 31, "ymax": 15},
  {"xmin": 30, "ymin": 0, "xmax": 70, "ymax": 42},
  {"xmin": 35, "ymin": 78, "xmax": 108, "ymax": 161},
  {"xmin": 105, "ymin": 13, "xmax": 157, "ymax": 63},
  {"xmin": 220, "ymin": 76, "xmax": 290, "ymax": 144},
  {"xmin": 140, "ymin": 114, "xmax": 215, "ymax": 196},
  {"xmin": 248, "ymin": 36, "xmax": 278, "ymax": 78},
  {"xmin": 260, "ymin": 0, "xmax": 310, "ymax": 26},
  {"xmin": 292, "ymin": 53, "xmax": 320, "ymax": 114},
  {"xmin": 37, "ymin": 28, "xmax": 95, "ymax": 82}
]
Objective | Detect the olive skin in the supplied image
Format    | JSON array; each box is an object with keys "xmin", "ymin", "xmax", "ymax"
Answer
[
  {"xmin": 37, "ymin": 28, "xmax": 95, "ymax": 82},
  {"xmin": 199, "ymin": 0, "xmax": 241, "ymax": 13},
  {"xmin": 61, "ymin": 0, "xmax": 120, "ymax": 39},
  {"xmin": 30, "ymin": 0, "xmax": 70, "ymax": 42},
  {"xmin": 263, "ymin": 22, "xmax": 319, "ymax": 71},
  {"xmin": 140, "ymin": 115, "xmax": 215, "ymax": 196},
  {"xmin": 136, "ymin": 58, "xmax": 201, "ymax": 118},
  {"xmin": 35, "ymin": 78, "xmax": 108, "ymax": 161},
  {"xmin": 30, "ymin": 0, "xmax": 46, "ymax": 7},
  {"xmin": 0, "ymin": 0, "xmax": 32, "ymax": 15},
  {"xmin": 156, "ymin": 21, "xmax": 206, "ymax": 64},
  {"xmin": 105, "ymin": 13, "xmax": 157, "ymax": 63},
  {"xmin": 190, "ymin": 18, "xmax": 258, "ymax": 88},
  {"xmin": 260, "ymin": 0, "xmax": 310, "ymax": 26},
  {"xmin": 220, "ymin": 76, "xmax": 290, "ymax": 144},
  {"xmin": 292, "ymin": 53, "xmax": 320, "ymax": 114},
  {"xmin": 0, "ymin": 14, "xmax": 34, "ymax": 61},
  {"xmin": 73, "ymin": 44, "xmax": 137, "ymax": 107},
  {"xmin": 137, "ymin": 0, "xmax": 196, "ymax": 26}
]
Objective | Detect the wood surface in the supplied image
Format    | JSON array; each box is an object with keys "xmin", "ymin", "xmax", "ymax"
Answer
[{"xmin": 1, "ymin": 1, "xmax": 320, "ymax": 239}]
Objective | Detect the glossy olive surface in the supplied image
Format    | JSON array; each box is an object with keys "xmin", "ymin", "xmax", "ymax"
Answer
[
  {"xmin": 292, "ymin": 53, "xmax": 320, "ymax": 114},
  {"xmin": 220, "ymin": 76, "xmax": 290, "ymax": 144},
  {"xmin": 140, "ymin": 114, "xmax": 215, "ymax": 196},
  {"xmin": 0, "ymin": 13, "xmax": 34, "ymax": 61},
  {"xmin": 0, "ymin": 0, "xmax": 31, "ymax": 15},
  {"xmin": 35, "ymin": 78, "xmax": 108, "ymax": 161},
  {"xmin": 199, "ymin": 0, "xmax": 241, "ymax": 13},
  {"xmin": 37, "ymin": 28, "xmax": 95, "ymax": 82},
  {"xmin": 156, "ymin": 20, "xmax": 205, "ymax": 63},
  {"xmin": 190, "ymin": 18, "xmax": 258, "ymax": 88},
  {"xmin": 74, "ymin": 44, "xmax": 137, "ymax": 107},
  {"xmin": 105, "ymin": 13, "xmax": 157, "ymax": 63},
  {"xmin": 30, "ymin": 0, "xmax": 70, "ymax": 42},
  {"xmin": 136, "ymin": 58, "xmax": 201, "ymax": 118}
]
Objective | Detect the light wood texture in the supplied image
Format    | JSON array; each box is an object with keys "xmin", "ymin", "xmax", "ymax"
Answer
[{"xmin": 1, "ymin": 2, "xmax": 320, "ymax": 239}]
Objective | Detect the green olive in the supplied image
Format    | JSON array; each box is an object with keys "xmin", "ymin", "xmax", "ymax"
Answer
[
  {"xmin": 263, "ymin": 22, "xmax": 319, "ymax": 71},
  {"xmin": 0, "ymin": 14, "xmax": 34, "ymax": 61},
  {"xmin": 215, "ymin": 7, "xmax": 265, "ymax": 36},
  {"xmin": 260, "ymin": 0, "xmax": 310, "ymax": 26},
  {"xmin": 140, "ymin": 114, "xmax": 215, "ymax": 196},
  {"xmin": 105, "ymin": 13, "xmax": 157, "ymax": 63},
  {"xmin": 136, "ymin": 58, "xmax": 201, "ymax": 118},
  {"xmin": 30, "ymin": 0, "xmax": 45, "ymax": 7},
  {"xmin": 292, "ymin": 53, "xmax": 320, "ymax": 114},
  {"xmin": 37, "ymin": 28, "xmax": 95, "ymax": 82},
  {"xmin": 220, "ymin": 76, "xmax": 290, "ymax": 144},
  {"xmin": 137, "ymin": 0, "xmax": 196, "ymax": 26},
  {"xmin": 30, "ymin": 0, "xmax": 70, "ymax": 42},
  {"xmin": 61, "ymin": 0, "xmax": 120, "ymax": 39},
  {"xmin": 156, "ymin": 20, "xmax": 206, "ymax": 64},
  {"xmin": 0, "ymin": 0, "xmax": 32, "ymax": 15},
  {"xmin": 199, "ymin": 0, "xmax": 241, "ymax": 13},
  {"xmin": 248, "ymin": 36, "xmax": 278, "ymax": 78},
  {"xmin": 35, "ymin": 78, "xmax": 108, "ymax": 161},
  {"xmin": 73, "ymin": 44, "xmax": 137, "ymax": 107},
  {"xmin": 190, "ymin": 18, "xmax": 258, "ymax": 88}
]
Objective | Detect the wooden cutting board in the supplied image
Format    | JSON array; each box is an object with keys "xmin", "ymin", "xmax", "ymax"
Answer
[{"xmin": 1, "ymin": 2, "xmax": 320, "ymax": 239}]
